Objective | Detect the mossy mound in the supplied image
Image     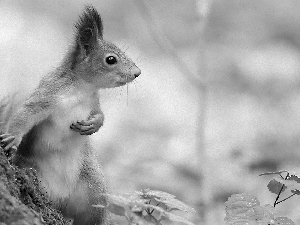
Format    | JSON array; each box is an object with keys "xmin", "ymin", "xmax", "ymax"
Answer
[{"xmin": 0, "ymin": 148, "xmax": 67, "ymax": 225}]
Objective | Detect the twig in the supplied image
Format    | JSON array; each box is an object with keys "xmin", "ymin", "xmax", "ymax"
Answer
[
  {"xmin": 275, "ymin": 193, "xmax": 297, "ymax": 206},
  {"xmin": 274, "ymin": 172, "xmax": 289, "ymax": 207}
]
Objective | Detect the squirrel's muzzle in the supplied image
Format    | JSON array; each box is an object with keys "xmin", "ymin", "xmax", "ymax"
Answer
[{"xmin": 132, "ymin": 66, "xmax": 141, "ymax": 78}]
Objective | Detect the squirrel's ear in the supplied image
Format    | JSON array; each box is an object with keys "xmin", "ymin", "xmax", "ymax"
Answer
[
  {"xmin": 75, "ymin": 5, "xmax": 103, "ymax": 55},
  {"xmin": 79, "ymin": 28, "xmax": 95, "ymax": 55}
]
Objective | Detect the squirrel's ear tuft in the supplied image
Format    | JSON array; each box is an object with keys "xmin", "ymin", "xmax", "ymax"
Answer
[{"xmin": 74, "ymin": 5, "xmax": 103, "ymax": 54}]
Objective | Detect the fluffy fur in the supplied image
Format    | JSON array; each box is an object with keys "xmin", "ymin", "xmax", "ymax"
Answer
[{"xmin": 0, "ymin": 5, "xmax": 141, "ymax": 225}]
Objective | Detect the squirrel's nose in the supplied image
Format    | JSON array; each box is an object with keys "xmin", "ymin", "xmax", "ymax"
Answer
[{"xmin": 132, "ymin": 66, "xmax": 141, "ymax": 78}]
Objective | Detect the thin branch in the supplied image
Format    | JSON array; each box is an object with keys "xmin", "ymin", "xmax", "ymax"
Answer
[
  {"xmin": 274, "ymin": 172, "xmax": 289, "ymax": 207},
  {"xmin": 134, "ymin": 0, "xmax": 205, "ymax": 89},
  {"xmin": 275, "ymin": 193, "xmax": 297, "ymax": 206}
]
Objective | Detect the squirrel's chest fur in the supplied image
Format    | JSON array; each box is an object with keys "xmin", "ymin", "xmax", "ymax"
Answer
[
  {"xmin": 42, "ymin": 91, "xmax": 93, "ymax": 147},
  {"xmin": 26, "ymin": 90, "xmax": 95, "ymax": 201},
  {"xmin": 36, "ymin": 90, "xmax": 93, "ymax": 150}
]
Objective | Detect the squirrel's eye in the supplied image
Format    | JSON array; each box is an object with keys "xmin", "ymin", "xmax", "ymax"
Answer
[{"xmin": 105, "ymin": 55, "xmax": 118, "ymax": 65}]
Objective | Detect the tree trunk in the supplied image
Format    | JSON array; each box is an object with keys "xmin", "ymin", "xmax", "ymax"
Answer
[{"xmin": 0, "ymin": 148, "xmax": 67, "ymax": 225}]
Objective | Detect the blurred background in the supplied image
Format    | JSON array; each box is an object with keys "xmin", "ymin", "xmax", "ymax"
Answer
[{"xmin": 1, "ymin": 0, "xmax": 300, "ymax": 224}]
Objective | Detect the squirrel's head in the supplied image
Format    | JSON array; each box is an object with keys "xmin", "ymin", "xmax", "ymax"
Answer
[{"xmin": 70, "ymin": 5, "xmax": 141, "ymax": 88}]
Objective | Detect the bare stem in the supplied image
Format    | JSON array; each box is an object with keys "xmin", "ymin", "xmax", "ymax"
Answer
[
  {"xmin": 274, "ymin": 172, "xmax": 289, "ymax": 207},
  {"xmin": 275, "ymin": 193, "xmax": 297, "ymax": 206}
]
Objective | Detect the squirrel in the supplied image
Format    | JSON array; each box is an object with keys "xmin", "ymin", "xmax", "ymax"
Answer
[{"xmin": 0, "ymin": 5, "xmax": 140, "ymax": 225}]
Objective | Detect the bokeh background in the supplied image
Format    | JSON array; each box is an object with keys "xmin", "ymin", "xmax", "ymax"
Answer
[{"xmin": 1, "ymin": 0, "xmax": 300, "ymax": 224}]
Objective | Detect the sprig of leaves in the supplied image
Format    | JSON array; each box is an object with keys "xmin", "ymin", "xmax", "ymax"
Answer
[
  {"xmin": 224, "ymin": 193, "xmax": 295, "ymax": 225},
  {"xmin": 224, "ymin": 170, "xmax": 299, "ymax": 224},
  {"xmin": 260, "ymin": 170, "xmax": 300, "ymax": 207},
  {"xmin": 93, "ymin": 189, "xmax": 195, "ymax": 225},
  {"xmin": 224, "ymin": 193, "xmax": 274, "ymax": 225}
]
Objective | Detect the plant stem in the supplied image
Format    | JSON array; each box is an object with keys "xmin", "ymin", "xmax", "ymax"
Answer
[
  {"xmin": 275, "ymin": 193, "xmax": 297, "ymax": 205},
  {"xmin": 274, "ymin": 172, "xmax": 289, "ymax": 207}
]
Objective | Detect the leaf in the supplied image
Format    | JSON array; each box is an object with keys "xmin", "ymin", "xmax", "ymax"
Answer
[
  {"xmin": 141, "ymin": 189, "xmax": 195, "ymax": 213},
  {"xmin": 105, "ymin": 193, "xmax": 166, "ymax": 214},
  {"xmin": 142, "ymin": 203, "xmax": 168, "ymax": 214},
  {"xmin": 157, "ymin": 197, "xmax": 195, "ymax": 213},
  {"xmin": 142, "ymin": 189, "xmax": 176, "ymax": 200},
  {"xmin": 129, "ymin": 202, "xmax": 195, "ymax": 225},
  {"xmin": 267, "ymin": 179, "xmax": 286, "ymax": 195},
  {"xmin": 131, "ymin": 204, "xmax": 144, "ymax": 213},
  {"xmin": 260, "ymin": 171, "xmax": 300, "ymax": 195},
  {"xmin": 144, "ymin": 215, "xmax": 162, "ymax": 225},
  {"xmin": 107, "ymin": 203, "xmax": 126, "ymax": 216},
  {"xmin": 104, "ymin": 190, "xmax": 195, "ymax": 225},
  {"xmin": 126, "ymin": 211, "xmax": 153, "ymax": 225},
  {"xmin": 274, "ymin": 217, "xmax": 295, "ymax": 225},
  {"xmin": 106, "ymin": 193, "xmax": 148, "ymax": 209},
  {"xmin": 225, "ymin": 193, "xmax": 260, "ymax": 209},
  {"xmin": 161, "ymin": 211, "xmax": 195, "ymax": 225},
  {"xmin": 291, "ymin": 189, "xmax": 300, "ymax": 195},
  {"xmin": 224, "ymin": 193, "xmax": 275, "ymax": 225},
  {"xmin": 274, "ymin": 177, "xmax": 300, "ymax": 192},
  {"xmin": 287, "ymin": 175, "xmax": 300, "ymax": 183}
]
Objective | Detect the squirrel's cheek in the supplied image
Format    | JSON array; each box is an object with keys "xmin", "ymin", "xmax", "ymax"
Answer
[{"xmin": 113, "ymin": 77, "xmax": 126, "ymax": 87}]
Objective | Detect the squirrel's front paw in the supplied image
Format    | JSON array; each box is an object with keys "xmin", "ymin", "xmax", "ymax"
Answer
[
  {"xmin": 70, "ymin": 114, "xmax": 104, "ymax": 135},
  {"xmin": 0, "ymin": 133, "xmax": 18, "ymax": 158}
]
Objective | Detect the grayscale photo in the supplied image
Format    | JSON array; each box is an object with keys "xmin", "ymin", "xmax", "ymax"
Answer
[{"xmin": 0, "ymin": 1, "xmax": 299, "ymax": 224}]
